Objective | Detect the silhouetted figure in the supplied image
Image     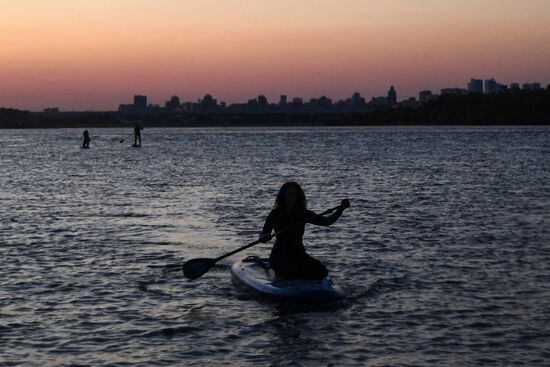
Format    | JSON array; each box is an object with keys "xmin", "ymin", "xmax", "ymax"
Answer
[
  {"xmin": 82, "ymin": 130, "xmax": 90, "ymax": 148},
  {"xmin": 134, "ymin": 122, "xmax": 143, "ymax": 146},
  {"xmin": 259, "ymin": 182, "xmax": 350, "ymax": 280}
]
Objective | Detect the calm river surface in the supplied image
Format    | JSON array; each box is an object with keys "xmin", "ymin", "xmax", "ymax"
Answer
[{"xmin": 1, "ymin": 126, "xmax": 549, "ymax": 366}]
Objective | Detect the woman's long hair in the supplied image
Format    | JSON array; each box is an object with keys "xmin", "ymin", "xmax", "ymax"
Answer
[{"xmin": 274, "ymin": 181, "xmax": 307, "ymax": 212}]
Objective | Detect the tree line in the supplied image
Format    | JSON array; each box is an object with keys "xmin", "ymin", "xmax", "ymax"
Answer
[{"xmin": 1, "ymin": 89, "xmax": 549, "ymax": 128}]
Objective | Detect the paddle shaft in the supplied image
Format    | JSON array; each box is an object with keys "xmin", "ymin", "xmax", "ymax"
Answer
[
  {"xmin": 119, "ymin": 133, "xmax": 134, "ymax": 143},
  {"xmin": 182, "ymin": 203, "xmax": 346, "ymax": 279},
  {"xmin": 213, "ymin": 204, "xmax": 343, "ymax": 263}
]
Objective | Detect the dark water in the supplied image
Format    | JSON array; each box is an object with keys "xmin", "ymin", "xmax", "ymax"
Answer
[{"xmin": 1, "ymin": 126, "xmax": 549, "ymax": 366}]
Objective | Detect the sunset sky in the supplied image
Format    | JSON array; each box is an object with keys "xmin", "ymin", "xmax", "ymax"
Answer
[{"xmin": 1, "ymin": 0, "xmax": 549, "ymax": 111}]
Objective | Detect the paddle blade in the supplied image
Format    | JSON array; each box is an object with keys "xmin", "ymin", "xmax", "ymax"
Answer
[{"xmin": 183, "ymin": 258, "xmax": 216, "ymax": 279}]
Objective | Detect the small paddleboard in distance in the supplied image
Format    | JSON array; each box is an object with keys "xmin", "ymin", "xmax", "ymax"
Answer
[
  {"xmin": 131, "ymin": 144, "xmax": 141, "ymax": 148},
  {"xmin": 231, "ymin": 256, "xmax": 346, "ymax": 305}
]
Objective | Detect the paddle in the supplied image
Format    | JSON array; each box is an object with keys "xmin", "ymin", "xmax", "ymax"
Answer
[
  {"xmin": 119, "ymin": 133, "xmax": 134, "ymax": 143},
  {"xmin": 182, "ymin": 204, "xmax": 344, "ymax": 280}
]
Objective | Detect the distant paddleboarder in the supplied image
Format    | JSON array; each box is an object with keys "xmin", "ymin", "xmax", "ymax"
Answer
[
  {"xmin": 82, "ymin": 130, "xmax": 90, "ymax": 149},
  {"xmin": 259, "ymin": 182, "xmax": 350, "ymax": 280},
  {"xmin": 134, "ymin": 122, "xmax": 143, "ymax": 146}
]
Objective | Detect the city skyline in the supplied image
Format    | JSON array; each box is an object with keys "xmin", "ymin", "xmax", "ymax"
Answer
[
  {"xmin": 2, "ymin": 1, "xmax": 550, "ymax": 111},
  {"xmin": 3, "ymin": 76, "xmax": 549, "ymax": 113},
  {"xmin": 46, "ymin": 77, "xmax": 550, "ymax": 113}
]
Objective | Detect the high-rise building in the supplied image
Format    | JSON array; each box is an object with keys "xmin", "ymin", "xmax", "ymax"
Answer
[
  {"xmin": 351, "ymin": 92, "xmax": 366, "ymax": 106},
  {"xmin": 468, "ymin": 78, "xmax": 483, "ymax": 94},
  {"xmin": 182, "ymin": 102, "xmax": 194, "ymax": 112},
  {"xmin": 292, "ymin": 97, "xmax": 303, "ymax": 106},
  {"xmin": 257, "ymin": 95, "xmax": 268, "ymax": 109},
  {"xmin": 201, "ymin": 94, "xmax": 218, "ymax": 111},
  {"xmin": 497, "ymin": 83, "xmax": 508, "ymax": 93},
  {"xmin": 134, "ymin": 95, "xmax": 147, "ymax": 110},
  {"xmin": 165, "ymin": 96, "xmax": 181, "ymax": 110},
  {"xmin": 370, "ymin": 97, "xmax": 389, "ymax": 108},
  {"xmin": 398, "ymin": 97, "xmax": 419, "ymax": 109},
  {"xmin": 531, "ymin": 82, "xmax": 541, "ymax": 90},
  {"xmin": 318, "ymin": 96, "xmax": 332, "ymax": 108},
  {"xmin": 419, "ymin": 90, "xmax": 434, "ymax": 104},
  {"xmin": 387, "ymin": 86, "xmax": 397, "ymax": 106},
  {"xmin": 510, "ymin": 83, "xmax": 520, "ymax": 91},
  {"xmin": 484, "ymin": 79, "xmax": 498, "ymax": 94},
  {"xmin": 279, "ymin": 95, "xmax": 287, "ymax": 106}
]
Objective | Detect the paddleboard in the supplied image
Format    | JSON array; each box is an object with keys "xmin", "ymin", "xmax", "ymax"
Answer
[
  {"xmin": 131, "ymin": 144, "xmax": 141, "ymax": 148},
  {"xmin": 231, "ymin": 256, "xmax": 346, "ymax": 305}
]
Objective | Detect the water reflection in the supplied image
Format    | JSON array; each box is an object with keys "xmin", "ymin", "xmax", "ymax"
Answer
[{"xmin": 0, "ymin": 126, "xmax": 548, "ymax": 366}]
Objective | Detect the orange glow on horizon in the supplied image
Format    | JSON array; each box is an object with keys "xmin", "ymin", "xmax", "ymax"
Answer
[{"xmin": 1, "ymin": 0, "xmax": 549, "ymax": 110}]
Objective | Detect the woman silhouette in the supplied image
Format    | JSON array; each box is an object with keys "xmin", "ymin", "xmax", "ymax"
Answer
[{"xmin": 260, "ymin": 182, "xmax": 350, "ymax": 280}]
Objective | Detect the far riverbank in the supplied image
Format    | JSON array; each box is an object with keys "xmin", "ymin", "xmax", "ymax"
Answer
[{"xmin": 2, "ymin": 89, "xmax": 549, "ymax": 128}]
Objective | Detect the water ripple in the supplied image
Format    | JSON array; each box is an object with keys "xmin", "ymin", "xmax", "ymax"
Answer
[{"xmin": 0, "ymin": 126, "xmax": 549, "ymax": 366}]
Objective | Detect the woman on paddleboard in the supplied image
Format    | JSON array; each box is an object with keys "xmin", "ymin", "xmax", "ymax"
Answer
[{"xmin": 260, "ymin": 182, "xmax": 350, "ymax": 280}]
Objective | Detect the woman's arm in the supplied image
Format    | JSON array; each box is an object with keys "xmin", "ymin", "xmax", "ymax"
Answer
[
  {"xmin": 259, "ymin": 210, "xmax": 275, "ymax": 242},
  {"xmin": 307, "ymin": 199, "xmax": 350, "ymax": 226}
]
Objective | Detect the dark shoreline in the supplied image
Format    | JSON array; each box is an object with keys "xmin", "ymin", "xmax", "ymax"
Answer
[
  {"xmin": 2, "ymin": 89, "xmax": 549, "ymax": 128},
  {"xmin": 1, "ymin": 121, "xmax": 550, "ymax": 130}
]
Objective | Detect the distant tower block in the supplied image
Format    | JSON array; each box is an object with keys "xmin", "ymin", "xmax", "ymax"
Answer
[
  {"xmin": 387, "ymin": 86, "xmax": 397, "ymax": 106},
  {"xmin": 419, "ymin": 90, "xmax": 434, "ymax": 104},
  {"xmin": 257, "ymin": 95, "xmax": 268, "ymax": 109},
  {"xmin": 468, "ymin": 78, "xmax": 483, "ymax": 94},
  {"xmin": 134, "ymin": 95, "xmax": 147, "ymax": 110},
  {"xmin": 484, "ymin": 79, "xmax": 498, "ymax": 94}
]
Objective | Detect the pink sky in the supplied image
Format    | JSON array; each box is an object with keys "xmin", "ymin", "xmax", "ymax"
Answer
[{"xmin": 1, "ymin": 0, "xmax": 549, "ymax": 111}]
